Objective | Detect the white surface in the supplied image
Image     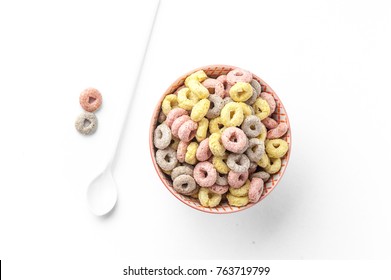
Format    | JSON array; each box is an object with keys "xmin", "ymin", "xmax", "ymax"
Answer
[{"xmin": 1, "ymin": 0, "xmax": 391, "ymax": 277}]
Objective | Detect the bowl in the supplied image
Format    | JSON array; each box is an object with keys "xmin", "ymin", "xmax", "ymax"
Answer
[{"xmin": 149, "ymin": 65, "xmax": 291, "ymax": 213}]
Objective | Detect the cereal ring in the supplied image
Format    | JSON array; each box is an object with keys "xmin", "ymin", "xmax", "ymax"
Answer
[
  {"xmin": 257, "ymin": 153, "xmax": 270, "ymax": 168},
  {"xmin": 246, "ymin": 138, "xmax": 265, "ymax": 162},
  {"xmin": 229, "ymin": 82, "xmax": 253, "ymax": 102},
  {"xmin": 216, "ymin": 75, "xmax": 232, "ymax": 97},
  {"xmin": 227, "ymin": 68, "xmax": 252, "ymax": 85},
  {"xmin": 177, "ymin": 87, "xmax": 199, "ymax": 110},
  {"xmin": 239, "ymin": 102, "xmax": 253, "ymax": 117},
  {"xmin": 260, "ymin": 92, "xmax": 276, "ymax": 114},
  {"xmin": 165, "ymin": 108, "xmax": 188, "ymax": 128},
  {"xmin": 171, "ymin": 115, "xmax": 190, "ymax": 138},
  {"xmin": 169, "ymin": 137, "xmax": 180, "ymax": 150},
  {"xmin": 264, "ymin": 157, "xmax": 282, "ymax": 174},
  {"xmin": 177, "ymin": 141, "xmax": 189, "ymax": 163},
  {"xmin": 262, "ymin": 117, "xmax": 278, "ymax": 129},
  {"xmin": 173, "ymin": 174, "xmax": 197, "ymax": 195},
  {"xmin": 241, "ymin": 115, "xmax": 262, "ymax": 138},
  {"xmin": 153, "ymin": 123, "xmax": 172, "ymax": 149},
  {"xmin": 171, "ymin": 165, "xmax": 193, "ymax": 181},
  {"xmin": 189, "ymin": 185, "xmax": 200, "ymax": 197},
  {"xmin": 209, "ymin": 184, "xmax": 229, "ymax": 195},
  {"xmin": 75, "ymin": 112, "xmax": 98, "ymax": 135},
  {"xmin": 220, "ymin": 102, "xmax": 244, "ymax": 127},
  {"xmin": 185, "ymin": 142, "xmax": 198, "ymax": 165},
  {"xmin": 185, "ymin": 70, "xmax": 209, "ymax": 99},
  {"xmin": 229, "ymin": 179, "xmax": 250, "ymax": 197},
  {"xmin": 157, "ymin": 110, "xmax": 166, "ymax": 123},
  {"xmin": 206, "ymin": 94, "xmax": 224, "ymax": 119},
  {"xmin": 191, "ymin": 99, "xmax": 210, "ymax": 122},
  {"xmin": 196, "ymin": 138, "xmax": 212, "ymax": 161},
  {"xmin": 198, "ymin": 187, "xmax": 222, "ymax": 207},
  {"xmin": 267, "ymin": 123, "xmax": 289, "ymax": 139},
  {"xmin": 209, "ymin": 117, "xmax": 225, "ymax": 134},
  {"xmin": 162, "ymin": 94, "xmax": 178, "ymax": 115},
  {"xmin": 221, "ymin": 127, "xmax": 248, "ymax": 153},
  {"xmin": 258, "ymin": 123, "xmax": 267, "ymax": 142},
  {"xmin": 216, "ymin": 173, "xmax": 228, "ymax": 186},
  {"xmin": 193, "ymin": 161, "xmax": 217, "ymax": 187},
  {"xmin": 156, "ymin": 147, "xmax": 178, "ymax": 171},
  {"xmin": 253, "ymin": 98, "xmax": 270, "ymax": 120},
  {"xmin": 178, "ymin": 119, "xmax": 198, "ymax": 142},
  {"xmin": 228, "ymin": 170, "xmax": 249, "ymax": 188},
  {"xmin": 79, "ymin": 87, "xmax": 102, "ymax": 112},
  {"xmin": 212, "ymin": 156, "xmax": 230, "ymax": 174},
  {"xmin": 226, "ymin": 153, "xmax": 250, "ymax": 173},
  {"xmin": 248, "ymin": 161, "xmax": 258, "ymax": 174},
  {"xmin": 250, "ymin": 79, "xmax": 262, "ymax": 95},
  {"xmin": 250, "ymin": 171, "xmax": 270, "ymax": 182},
  {"xmin": 202, "ymin": 78, "xmax": 225, "ymax": 98},
  {"xmin": 248, "ymin": 178, "xmax": 264, "ymax": 203},
  {"xmin": 245, "ymin": 87, "xmax": 258, "ymax": 105},
  {"xmin": 196, "ymin": 117, "xmax": 209, "ymax": 142},
  {"xmin": 226, "ymin": 193, "xmax": 249, "ymax": 207},
  {"xmin": 162, "ymin": 169, "xmax": 172, "ymax": 176},
  {"xmin": 209, "ymin": 132, "xmax": 226, "ymax": 157},
  {"xmin": 222, "ymin": 97, "xmax": 233, "ymax": 106},
  {"xmin": 265, "ymin": 139, "xmax": 289, "ymax": 158}
]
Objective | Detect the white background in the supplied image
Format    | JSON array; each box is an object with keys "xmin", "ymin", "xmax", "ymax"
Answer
[{"xmin": 1, "ymin": 0, "xmax": 391, "ymax": 278}]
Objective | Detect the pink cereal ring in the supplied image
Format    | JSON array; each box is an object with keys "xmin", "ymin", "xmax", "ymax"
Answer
[
  {"xmin": 248, "ymin": 177, "xmax": 264, "ymax": 203},
  {"xmin": 202, "ymin": 78, "xmax": 225, "ymax": 98},
  {"xmin": 227, "ymin": 68, "xmax": 253, "ymax": 85},
  {"xmin": 193, "ymin": 161, "xmax": 217, "ymax": 187},
  {"xmin": 221, "ymin": 127, "xmax": 248, "ymax": 153},
  {"xmin": 79, "ymin": 87, "xmax": 102, "ymax": 112},
  {"xmin": 209, "ymin": 184, "xmax": 229, "ymax": 195},
  {"xmin": 260, "ymin": 92, "xmax": 276, "ymax": 114},
  {"xmin": 171, "ymin": 115, "xmax": 190, "ymax": 138},
  {"xmin": 165, "ymin": 108, "xmax": 188, "ymax": 128},
  {"xmin": 216, "ymin": 75, "xmax": 232, "ymax": 98},
  {"xmin": 177, "ymin": 141, "xmax": 189, "ymax": 163},
  {"xmin": 196, "ymin": 138, "xmax": 212, "ymax": 161},
  {"xmin": 262, "ymin": 117, "xmax": 278, "ymax": 129},
  {"xmin": 178, "ymin": 119, "xmax": 198, "ymax": 142},
  {"xmin": 267, "ymin": 123, "xmax": 289, "ymax": 139},
  {"xmin": 228, "ymin": 170, "xmax": 249, "ymax": 188}
]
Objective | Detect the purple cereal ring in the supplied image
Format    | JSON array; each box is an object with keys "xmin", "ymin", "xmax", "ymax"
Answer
[
  {"xmin": 171, "ymin": 115, "xmax": 190, "ymax": 138},
  {"xmin": 79, "ymin": 87, "xmax": 102, "ymax": 112},
  {"xmin": 196, "ymin": 138, "xmax": 212, "ymax": 161},
  {"xmin": 177, "ymin": 141, "xmax": 189, "ymax": 163},
  {"xmin": 202, "ymin": 78, "xmax": 225, "ymax": 98},
  {"xmin": 193, "ymin": 161, "xmax": 217, "ymax": 187},
  {"xmin": 267, "ymin": 123, "xmax": 289, "ymax": 139},
  {"xmin": 221, "ymin": 127, "xmax": 248, "ymax": 153},
  {"xmin": 178, "ymin": 119, "xmax": 198, "ymax": 142},
  {"xmin": 228, "ymin": 170, "xmax": 249, "ymax": 188},
  {"xmin": 166, "ymin": 108, "xmax": 188, "ymax": 128},
  {"xmin": 209, "ymin": 184, "xmax": 229, "ymax": 195},
  {"xmin": 227, "ymin": 68, "xmax": 252, "ymax": 85},
  {"xmin": 248, "ymin": 177, "xmax": 264, "ymax": 203},
  {"xmin": 173, "ymin": 174, "xmax": 197, "ymax": 195},
  {"xmin": 216, "ymin": 75, "xmax": 232, "ymax": 97},
  {"xmin": 260, "ymin": 91, "xmax": 276, "ymax": 114},
  {"xmin": 262, "ymin": 117, "xmax": 278, "ymax": 129}
]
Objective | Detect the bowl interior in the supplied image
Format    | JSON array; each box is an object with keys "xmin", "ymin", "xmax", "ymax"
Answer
[{"xmin": 150, "ymin": 65, "xmax": 291, "ymax": 213}]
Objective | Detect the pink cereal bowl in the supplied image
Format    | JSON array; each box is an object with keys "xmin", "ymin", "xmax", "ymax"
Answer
[{"xmin": 149, "ymin": 65, "xmax": 292, "ymax": 214}]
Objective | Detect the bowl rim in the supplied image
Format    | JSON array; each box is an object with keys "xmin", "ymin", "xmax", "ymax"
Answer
[{"xmin": 149, "ymin": 64, "xmax": 292, "ymax": 214}]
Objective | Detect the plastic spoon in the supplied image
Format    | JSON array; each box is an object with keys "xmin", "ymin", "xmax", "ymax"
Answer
[{"xmin": 87, "ymin": 0, "xmax": 160, "ymax": 216}]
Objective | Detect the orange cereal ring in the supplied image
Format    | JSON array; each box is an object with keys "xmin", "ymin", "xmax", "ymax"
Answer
[{"xmin": 79, "ymin": 87, "xmax": 102, "ymax": 112}]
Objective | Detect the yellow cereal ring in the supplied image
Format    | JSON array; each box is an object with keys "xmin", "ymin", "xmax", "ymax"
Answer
[
  {"xmin": 257, "ymin": 152, "xmax": 270, "ymax": 168},
  {"xmin": 177, "ymin": 87, "xmax": 199, "ymax": 110},
  {"xmin": 220, "ymin": 102, "xmax": 244, "ymax": 127},
  {"xmin": 257, "ymin": 123, "xmax": 267, "ymax": 142},
  {"xmin": 185, "ymin": 71, "xmax": 209, "ymax": 99},
  {"xmin": 209, "ymin": 132, "xmax": 226, "ymax": 157},
  {"xmin": 162, "ymin": 169, "xmax": 172, "ymax": 175},
  {"xmin": 185, "ymin": 70, "xmax": 208, "ymax": 83},
  {"xmin": 238, "ymin": 102, "xmax": 252, "ymax": 117},
  {"xmin": 196, "ymin": 118, "xmax": 209, "ymax": 142},
  {"xmin": 264, "ymin": 157, "xmax": 282, "ymax": 174},
  {"xmin": 266, "ymin": 139, "xmax": 289, "ymax": 158},
  {"xmin": 162, "ymin": 94, "xmax": 178, "ymax": 115},
  {"xmin": 191, "ymin": 99, "xmax": 210, "ymax": 122},
  {"xmin": 226, "ymin": 193, "xmax": 249, "ymax": 207},
  {"xmin": 169, "ymin": 137, "xmax": 180, "ymax": 150},
  {"xmin": 209, "ymin": 117, "xmax": 225, "ymax": 134},
  {"xmin": 190, "ymin": 190, "xmax": 199, "ymax": 199},
  {"xmin": 185, "ymin": 142, "xmax": 198, "ymax": 165},
  {"xmin": 198, "ymin": 187, "xmax": 222, "ymax": 207},
  {"xmin": 212, "ymin": 155, "xmax": 230, "ymax": 174},
  {"xmin": 229, "ymin": 180, "xmax": 250, "ymax": 197},
  {"xmin": 229, "ymin": 82, "xmax": 253, "ymax": 102},
  {"xmin": 253, "ymin": 98, "xmax": 270, "ymax": 120}
]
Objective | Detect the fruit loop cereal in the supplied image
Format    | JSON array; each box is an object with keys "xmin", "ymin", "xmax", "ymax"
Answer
[
  {"xmin": 152, "ymin": 67, "xmax": 290, "ymax": 210},
  {"xmin": 79, "ymin": 88, "xmax": 102, "ymax": 112}
]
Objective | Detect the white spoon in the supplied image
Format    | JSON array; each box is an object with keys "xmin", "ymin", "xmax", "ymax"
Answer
[{"xmin": 87, "ymin": 0, "xmax": 160, "ymax": 216}]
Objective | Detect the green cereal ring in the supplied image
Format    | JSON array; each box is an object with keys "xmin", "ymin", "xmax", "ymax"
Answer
[
  {"xmin": 75, "ymin": 112, "xmax": 98, "ymax": 135},
  {"xmin": 265, "ymin": 139, "xmax": 289, "ymax": 158},
  {"xmin": 220, "ymin": 102, "xmax": 244, "ymax": 127},
  {"xmin": 253, "ymin": 98, "xmax": 270, "ymax": 120},
  {"xmin": 191, "ymin": 99, "xmax": 210, "ymax": 122}
]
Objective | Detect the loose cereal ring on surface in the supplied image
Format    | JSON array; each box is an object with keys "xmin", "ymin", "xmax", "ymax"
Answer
[
  {"xmin": 241, "ymin": 115, "xmax": 262, "ymax": 138},
  {"xmin": 79, "ymin": 87, "xmax": 102, "ymax": 112},
  {"xmin": 173, "ymin": 174, "xmax": 197, "ymax": 195},
  {"xmin": 226, "ymin": 193, "xmax": 249, "ymax": 207},
  {"xmin": 267, "ymin": 123, "xmax": 288, "ymax": 139},
  {"xmin": 202, "ymin": 78, "xmax": 225, "ymax": 98},
  {"xmin": 221, "ymin": 127, "xmax": 248, "ymax": 154},
  {"xmin": 220, "ymin": 102, "xmax": 244, "ymax": 127},
  {"xmin": 198, "ymin": 187, "xmax": 222, "ymax": 207},
  {"xmin": 153, "ymin": 123, "xmax": 172, "ymax": 149},
  {"xmin": 195, "ymin": 117, "xmax": 209, "ymax": 142},
  {"xmin": 265, "ymin": 139, "xmax": 289, "ymax": 158},
  {"xmin": 229, "ymin": 179, "xmax": 250, "ymax": 197},
  {"xmin": 75, "ymin": 112, "xmax": 98, "ymax": 135},
  {"xmin": 162, "ymin": 94, "xmax": 178, "ymax": 115},
  {"xmin": 209, "ymin": 132, "xmax": 226, "ymax": 157},
  {"xmin": 248, "ymin": 178, "xmax": 264, "ymax": 203},
  {"xmin": 177, "ymin": 87, "xmax": 199, "ymax": 110},
  {"xmin": 228, "ymin": 170, "xmax": 249, "ymax": 188},
  {"xmin": 229, "ymin": 82, "xmax": 253, "ymax": 102},
  {"xmin": 191, "ymin": 99, "xmax": 210, "ymax": 122},
  {"xmin": 226, "ymin": 153, "xmax": 250, "ymax": 173},
  {"xmin": 196, "ymin": 138, "xmax": 212, "ymax": 161},
  {"xmin": 227, "ymin": 68, "xmax": 252, "ymax": 85},
  {"xmin": 165, "ymin": 108, "xmax": 188, "ymax": 128},
  {"xmin": 185, "ymin": 142, "xmax": 199, "ymax": 165},
  {"xmin": 193, "ymin": 161, "xmax": 217, "ymax": 187},
  {"xmin": 171, "ymin": 165, "xmax": 194, "ymax": 181},
  {"xmin": 212, "ymin": 155, "xmax": 230, "ymax": 174},
  {"xmin": 264, "ymin": 157, "xmax": 282, "ymax": 174},
  {"xmin": 156, "ymin": 147, "xmax": 178, "ymax": 171},
  {"xmin": 253, "ymin": 97, "xmax": 270, "ymax": 120}
]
